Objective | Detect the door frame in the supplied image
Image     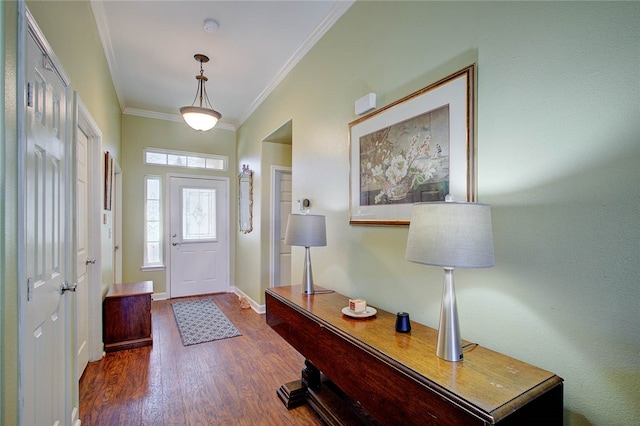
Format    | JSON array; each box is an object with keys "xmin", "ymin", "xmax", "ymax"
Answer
[
  {"xmin": 269, "ymin": 166, "xmax": 292, "ymax": 288},
  {"xmin": 165, "ymin": 173, "xmax": 230, "ymax": 299},
  {"xmin": 73, "ymin": 93, "xmax": 103, "ymax": 363},
  {"xmin": 113, "ymin": 163, "xmax": 122, "ymax": 284}
]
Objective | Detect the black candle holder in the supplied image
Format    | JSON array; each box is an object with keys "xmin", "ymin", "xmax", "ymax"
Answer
[{"xmin": 395, "ymin": 312, "xmax": 411, "ymax": 333}]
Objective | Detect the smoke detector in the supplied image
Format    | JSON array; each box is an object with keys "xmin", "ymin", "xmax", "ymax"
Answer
[{"xmin": 204, "ymin": 18, "xmax": 219, "ymax": 33}]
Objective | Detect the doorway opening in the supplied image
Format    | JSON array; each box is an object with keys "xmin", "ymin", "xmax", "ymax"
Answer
[{"xmin": 263, "ymin": 120, "xmax": 293, "ymax": 288}]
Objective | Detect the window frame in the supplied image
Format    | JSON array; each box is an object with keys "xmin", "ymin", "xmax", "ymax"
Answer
[
  {"xmin": 142, "ymin": 175, "xmax": 164, "ymax": 271},
  {"xmin": 143, "ymin": 147, "xmax": 228, "ymax": 171}
]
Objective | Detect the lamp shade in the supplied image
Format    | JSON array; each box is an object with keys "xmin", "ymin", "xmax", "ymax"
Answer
[
  {"xmin": 406, "ymin": 202, "xmax": 494, "ymax": 269},
  {"xmin": 180, "ymin": 106, "xmax": 221, "ymax": 131},
  {"xmin": 285, "ymin": 214, "xmax": 326, "ymax": 247}
]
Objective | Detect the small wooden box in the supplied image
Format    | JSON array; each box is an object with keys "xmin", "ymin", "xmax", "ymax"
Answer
[{"xmin": 103, "ymin": 281, "xmax": 153, "ymax": 352}]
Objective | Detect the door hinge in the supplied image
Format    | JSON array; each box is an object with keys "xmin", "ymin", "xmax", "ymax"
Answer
[
  {"xmin": 27, "ymin": 277, "xmax": 33, "ymax": 301},
  {"xmin": 27, "ymin": 83, "xmax": 33, "ymax": 107}
]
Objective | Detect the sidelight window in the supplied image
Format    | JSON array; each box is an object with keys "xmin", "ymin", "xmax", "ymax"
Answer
[{"xmin": 143, "ymin": 175, "xmax": 163, "ymax": 268}]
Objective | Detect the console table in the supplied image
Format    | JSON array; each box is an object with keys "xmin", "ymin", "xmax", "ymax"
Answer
[
  {"xmin": 103, "ymin": 280, "xmax": 153, "ymax": 352},
  {"xmin": 266, "ymin": 285, "xmax": 563, "ymax": 425}
]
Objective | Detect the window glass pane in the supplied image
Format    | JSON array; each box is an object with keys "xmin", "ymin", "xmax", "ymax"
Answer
[
  {"xmin": 146, "ymin": 242, "xmax": 160, "ymax": 264},
  {"xmin": 206, "ymin": 158, "xmax": 224, "ymax": 170},
  {"xmin": 144, "ymin": 148, "xmax": 226, "ymax": 171},
  {"xmin": 147, "ymin": 221, "xmax": 160, "ymax": 241},
  {"xmin": 187, "ymin": 156, "xmax": 206, "ymax": 168},
  {"xmin": 147, "ymin": 178, "xmax": 160, "ymax": 199},
  {"xmin": 145, "ymin": 152, "xmax": 167, "ymax": 165},
  {"xmin": 147, "ymin": 200, "xmax": 160, "ymax": 221},
  {"xmin": 144, "ymin": 176, "xmax": 162, "ymax": 267},
  {"xmin": 182, "ymin": 188, "xmax": 217, "ymax": 240},
  {"xmin": 167, "ymin": 154, "xmax": 187, "ymax": 166}
]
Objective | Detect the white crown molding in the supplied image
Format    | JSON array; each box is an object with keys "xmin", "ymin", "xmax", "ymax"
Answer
[
  {"xmin": 90, "ymin": 0, "xmax": 353, "ymax": 130},
  {"xmin": 90, "ymin": 0, "xmax": 126, "ymax": 112},
  {"xmin": 239, "ymin": 0, "xmax": 354, "ymax": 126},
  {"xmin": 123, "ymin": 107, "xmax": 236, "ymax": 132}
]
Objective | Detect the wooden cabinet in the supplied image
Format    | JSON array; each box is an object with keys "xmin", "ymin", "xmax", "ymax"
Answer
[
  {"xmin": 103, "ymin": 281, "xmax": 153, "ymax": 353},
  {"xmin": 266, "ymin": 285, "xmax": 563, "ymax": 425}
]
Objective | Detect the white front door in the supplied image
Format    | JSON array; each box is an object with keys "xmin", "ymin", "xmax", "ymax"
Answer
[
  {"xmin": 169, "ymin": 176, "xmax": 229, "ymax": 297},
  {"xmin": 22, "ymin": 14, "xmax": 73, "ymax": 426}
]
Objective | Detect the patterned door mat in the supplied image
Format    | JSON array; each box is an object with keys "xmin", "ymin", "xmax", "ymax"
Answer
[{"xmin": 171, "ymin": 298, "xmax": 241, "ymax": 346}]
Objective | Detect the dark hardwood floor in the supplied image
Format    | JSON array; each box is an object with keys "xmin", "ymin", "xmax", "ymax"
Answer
[{"xmin": 80, "ymin": 293, "xmax": 323, "ymax": 425}]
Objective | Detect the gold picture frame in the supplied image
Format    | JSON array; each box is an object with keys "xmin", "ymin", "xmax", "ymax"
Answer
[
  {"xmin": 104, "ymin": 151, "xmax": 113, "ymax": 211},
  {"xmin": 348, "ymin": 64, "xmax": 476, "ymax": 226}
]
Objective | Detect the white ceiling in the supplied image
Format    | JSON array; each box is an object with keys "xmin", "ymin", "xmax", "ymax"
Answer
[{"xmin": 90, "ymin": 0, "xmax": 353, "ymax": 131}]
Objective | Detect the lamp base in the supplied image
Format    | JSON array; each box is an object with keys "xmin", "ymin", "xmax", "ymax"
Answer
[
  {"xmin": 436, "ymin": 267, "xmax": 463, "ymax": 362},
  {"xmin": 302, "ymin": 246, "xmax": 315, "ymax": 294}
]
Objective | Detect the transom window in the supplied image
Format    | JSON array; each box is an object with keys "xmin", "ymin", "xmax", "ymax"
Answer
[{"xmin": 144, "ymin": 148, "xmax": 227, "ymax": 171}]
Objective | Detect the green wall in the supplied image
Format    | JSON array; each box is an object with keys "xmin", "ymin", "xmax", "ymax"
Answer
[
  {"xmin": 2, "ymin": 1, "xmax": 122, "ymax": 423},
  {"xmin": 120, "ymin": 114, "xmax": 237, "ymax": 295},
  {"xmin": 237, "ymin": 2, "xmax": 640, "ymax": 424}
]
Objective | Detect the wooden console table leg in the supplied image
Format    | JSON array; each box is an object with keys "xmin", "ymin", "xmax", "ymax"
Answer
[
  {"xmin": 277, "ymin": 379, "xmax": 307, "ymax": 409},
  {"xmin": 277, "ymin": 359, "xmax": 322, "ymax": 409},
  {"xmin": 302, "ymin": 359, "xmax": 321, "ymax": 390}
]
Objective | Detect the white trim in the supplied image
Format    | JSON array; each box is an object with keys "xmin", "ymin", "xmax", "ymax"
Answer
[
  {"xmin": 89, "ymin": 0, "xmax": 124, "ymax": 112},
  {"xmin": 113, "ymin": 163, "xmax": 123, "ymax": 284},
  {"xmin": 141, "ymin": 265, "xmax": 165, "ymax": 272},
  {"xmin": 74, "ymin": 94, "xmax": 104, "ymax": 363},
  {"xmin": 143, "ymin": 147, "xmax": 228, "ymax": 171},
  {"xmin": 270, "ymin": 166, "xmax": 292, "ymax": 288},
  {"xmin": 124, "ymin": 107, "xmax": 237, "ymax": 132},
  {"xmin": 230, "ymin": 286, "xmax": 265, "ymax": 315},
  {"xmin": 239, "ymin": 1, "xmax": 354, "ymax": 125},
  {"xmin": 143, "ymin": 175, "xmax": 163, "ymax": 267},
  {"xmin": 92, "ymin": 0, "xmax": 353, "ymax": 131},
  {"xmin": 152, "ymin": 292, "xmax": 168, "ymax": 301}
]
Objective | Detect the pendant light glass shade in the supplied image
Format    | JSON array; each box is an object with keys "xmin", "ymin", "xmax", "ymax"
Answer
[
  {"xmin": 180, "ymin": 106, "xmax": 221, "ymax": 131},
  {"xmin": 180, "ymin": 54, "xmax": 221, "ymax": 131}
]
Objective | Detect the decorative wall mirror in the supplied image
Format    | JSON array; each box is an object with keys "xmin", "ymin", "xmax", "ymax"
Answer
[{"xmin": 239, "ymin": 164, "xmax": 253, "ymax": 234}]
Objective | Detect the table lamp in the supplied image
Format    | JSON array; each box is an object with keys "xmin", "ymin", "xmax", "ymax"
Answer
[
  {"xmin": 285, "ymin": 214, "xmax": 327, "ymax": 294},
  {"xmin": 405, "ymin": 198, "xmax": 494, "ymax": 361}
]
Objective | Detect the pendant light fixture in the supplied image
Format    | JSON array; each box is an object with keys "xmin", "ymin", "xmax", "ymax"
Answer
[{"xmin": 180, "ymin": 54, "xmax": 221, "ymax": 131}]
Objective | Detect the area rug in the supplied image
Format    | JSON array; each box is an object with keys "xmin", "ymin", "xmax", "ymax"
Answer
[{"xmin": 171, "ymin": 298, "xmax": 241, "ymax": 346}]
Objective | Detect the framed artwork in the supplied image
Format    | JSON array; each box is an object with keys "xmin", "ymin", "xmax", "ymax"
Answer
[
  {"xmin": 104, "ymin": 151, "xmax": 113, "ymax": 211},
  {"xmin": 348, "ymin": 64, "xmax": 476, "ymax": 226}
]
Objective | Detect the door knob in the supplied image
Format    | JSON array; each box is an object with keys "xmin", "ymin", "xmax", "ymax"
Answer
[
  {"xmin": 61, "ymin": 281, "xmax": 77, "ymax": 294},
  {"xmin": 172, "ymin": 242, "xmax": 180, "ymax": 246}
]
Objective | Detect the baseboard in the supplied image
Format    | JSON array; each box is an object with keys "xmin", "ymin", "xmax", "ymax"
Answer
[
  {"xmin": 152, "ymin": 292, "xmax": 168, "ymax": 301},
  {"xmin": 153, "ymin": 288, "xmax": 265, "ymax": 314},
  {"xmin": 230, "ymin": 286, "xmax": 266, "ymax": 314},
  {"xmin": 71, "ymin": 406, "xmax": 81, "ymax": 426}
]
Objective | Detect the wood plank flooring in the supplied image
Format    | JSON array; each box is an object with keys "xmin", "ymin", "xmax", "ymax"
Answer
[{"xmin": 80, "ymin": 293, "xmax": 323, "ymax": 425}]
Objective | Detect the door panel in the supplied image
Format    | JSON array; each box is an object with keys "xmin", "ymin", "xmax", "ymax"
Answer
[
  {"xmin": 76, "ymin": 127, "xmax": 90, "ymax": 379},
  {"xmin": 169, "ymin": 177, "xmax": 229, "ymax": 297},
  {"xmin": 23, "ymin": 24, "xmax": 70, "ymax": 426}
]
